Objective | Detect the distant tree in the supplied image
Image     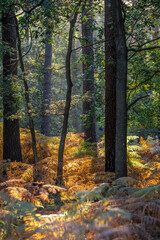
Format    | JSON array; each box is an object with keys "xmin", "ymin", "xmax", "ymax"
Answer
[
  {"xmin": 71, "ymin": 34, "xmax": 82, "ymax": 133},
  {"xmin": 41, "ymin": 28, "xmax": 52, "ymax": 136},
  {"xmin": 2, "ymin": 10, "xmax": 22, "ymax": 161},
  {"xmin": 82, "ymin": 0, "xmax": 97, "ymax": 147}
]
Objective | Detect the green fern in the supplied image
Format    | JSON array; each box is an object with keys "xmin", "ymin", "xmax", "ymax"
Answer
[
  {"xmin": 76, "ymin": 183, "xmax": 110, "ymax": 202},
  {"xmin": 133, "ymin": 184, "xmax": 160, "ymax": 198},
  {"xmin": 0, "ymin": 191, "xmax": 39, "ymax": 239}
]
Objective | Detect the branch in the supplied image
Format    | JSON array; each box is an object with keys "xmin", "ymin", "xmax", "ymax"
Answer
[
  {"xmin": 128, "ymin": 46, "xmax": 160, "ymax": 52},
  {"xmin": 72, "ymin": 39, "xmax": 108, "ymax": 52},
  {"xmin": 137, "ymin": 37, "xmax": 160, "ymax": 48},
  {"xmin": 14, "ymin": 0, "xmax": 45, "ymax": 14},
  {"xmin": 1, "ymin": 0, "xmax": 46, "ymax": 21},
  {"xmin": 127, "ymin": 95, "xmax": 149, "ymax": 111},
  {"xmin": 129, "ymin": 71, "xmax": 160, "ymax": 91}
]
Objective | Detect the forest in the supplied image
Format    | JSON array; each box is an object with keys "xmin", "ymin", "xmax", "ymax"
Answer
[{"xmin": 0, "ymin": 0, "xmax": 160, "ymax": 239}]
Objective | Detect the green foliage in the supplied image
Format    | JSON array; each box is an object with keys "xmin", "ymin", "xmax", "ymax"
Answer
[
  {"xmin": 127, "ymin": 136, "xmax": 142, "ymax": 167},
  {"xmin": 133, "ymin": 184, "xmax": 160, "ymax": 198},
  {"xmin": 125, "ymin": 0, "xmax": 160, "ymax": 136},
  {"xmin": 76, "ymin": 183, "xmax": 110, "ymax": 202},
  {"xmin": 0, "ymin": 191, "xmax": 38, "ymax": 239},
  {"xmin": 73, "ymin": 139, "xmax": 97, "ymax": 157}
]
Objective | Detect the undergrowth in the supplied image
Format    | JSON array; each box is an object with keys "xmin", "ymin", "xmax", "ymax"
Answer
[{"xmin": 0, "ymin": 125, "xmax": 159, "ymax": 239}]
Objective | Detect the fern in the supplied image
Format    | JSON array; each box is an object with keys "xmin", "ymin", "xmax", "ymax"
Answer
[
  {"xmin": 133, "ymin": 184, "xmax": 160, "ymax": 198},
  {"xmin": 0, "ymin": 191, "xmax": 39, "ymax": 239},
  {"xmin": 0, "ymin": 131, "xmax": 160, "ymax": 239},
  {"xmin": 73, "ymin": 139, "xmax": 97, "ymax": 157},
  {"xmin": 94, "ymin": 225, "xmax": 131, "ymax": 240}
]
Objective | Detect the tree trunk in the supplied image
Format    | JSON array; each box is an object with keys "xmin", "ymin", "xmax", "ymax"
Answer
[
  {"xmin": 71, "ymin": 35, "xmax": 81, "ymax": 132},
  {"xmin": 2, "ymin": 11, "xmax": 22, "ymax": 162},
  {"xmin": 57, "ymin": 11, "xmax": 79, "ymax": 185},
  {"xmin": 41, "ymin": 32, "xmax": 52, "ymax": 136},
  {"xmin": 82, "ymin": 0, "xmax": 97, "ymax": 146},
  {"xmin": 113, "ymin": 0, "xmax": 127, "ymax": 178},
  {"xmin": 16, "ymin": 17, "xmax": 38, "ymax": 164},
  {"xmin": 104, "ymin": 0, "xmax": 116, "ymax": 172}
]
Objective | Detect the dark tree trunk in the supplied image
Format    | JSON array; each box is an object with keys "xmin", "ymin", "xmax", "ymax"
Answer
[
  {"xmin": 113, "ymin": 0, "xmax": 127, "ymax": 178},
  {"xmin": 82, "ymin": 0, "xmax": 97, "ymax": 146},
  {"xmin": 16, "ymin": 17, "xmax": 38, "ymax": 164},
  {"xmin": 57, "ymin": 11, "xmax": 79, "ymax": 185},
  {"xmin": 104, "ymin": 0, "xmax": 116, "ymax": 172},
  {"xmin": 2, "ymin": 11, "xmax": 22, "ymax": 162},
  {"xmin": 41, "ymin": 32, "xmax": 52, "ymax": 136}
]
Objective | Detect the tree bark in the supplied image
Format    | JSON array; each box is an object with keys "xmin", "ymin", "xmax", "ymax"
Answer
[
  {"xmin": 57, "ymin": 11, "xmax": 79, "ymax": 185},
  {"xmin": 16, "ymin": 17, "xmax": 38, "ymax": 164},
  {"xmin": 113, "ymin": 0, "xmax": 127, "ymax": 178},
  {"xmin": 82, "ymin": 0, "xmax": 97, "ymax": 146},
  {"xmin": 104, "ymin": 0, "xmax": 116, "ymax": 172},
  {"xmin": 41, "ymin": 32, "xmax": 52, "ymax": 136},
  {"xmin": 2, "ymin": 11, "xmax": 22, "ymax": 162}
]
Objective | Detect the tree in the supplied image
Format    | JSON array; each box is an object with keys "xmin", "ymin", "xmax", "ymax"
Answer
[
  {"xmin": 82, "ymin": 0, "xmax": 97, "ymax": 147},
  {"xmin": 104, "ymin": 0, "xmax": 116, "ymax": 172},
  {"xmin": 71, "ymin": 32, "xmax": 82, "ymax": 133},
  {"xmin": 2, "ymin": 10, "xmax": 22, "ymax": 162},
  {"xmin": 41, "ymin": 29, "xmax": 52, "ymax": 136},
  {"xmin": 113, "ymin": 0, "xmax": 127, "ymax": 178},
  {"xmin": 104, "ymin": 0, "xmax": 127, "ymax": 177},
  {"xmin": 16, "ymin": 17, "xmax": 38, "ymax": 164},
  {"xmin": 57, "ymin": 2, "xmax": 81, "ymax": 184}
]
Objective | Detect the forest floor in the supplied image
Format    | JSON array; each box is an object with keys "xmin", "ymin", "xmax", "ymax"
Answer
[{"xmin": 0, "ymin": 127, "xmax": 159, "ymax": 239}]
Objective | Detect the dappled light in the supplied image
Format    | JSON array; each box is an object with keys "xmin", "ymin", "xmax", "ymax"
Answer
[{"xmin": 0, "ymin": 130, "xmax": 159, "ymax": 239}]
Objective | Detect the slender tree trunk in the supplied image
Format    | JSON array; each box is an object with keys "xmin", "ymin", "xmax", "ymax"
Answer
[
  {"xmin": 41, "ymin": 32, "xmax": 52, "ymax": 136},
  {"xmin": 82, "ymin": 0, "xmax": 97, "ymax": 146},
  {"xmin": 104, "ymin": 0, "xmax": 116, "ymax": 172},
  {"xmin": 57, "ymin": 11, "xmax": 79, "ymax": 185},
  {"xmin": 16, "ymin": 18, "xmax": 38, "ymax": 164},
  {"xmin": 113, "ymin": 0, "xmax": 127, "ymax": 178},
  {"xmin": 2, "ymin": 11, "xmax": 22, "ymax": 162},
  {"xmin": 71, "ymin": 35, "xmax": 81, "ymax": 132}
]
